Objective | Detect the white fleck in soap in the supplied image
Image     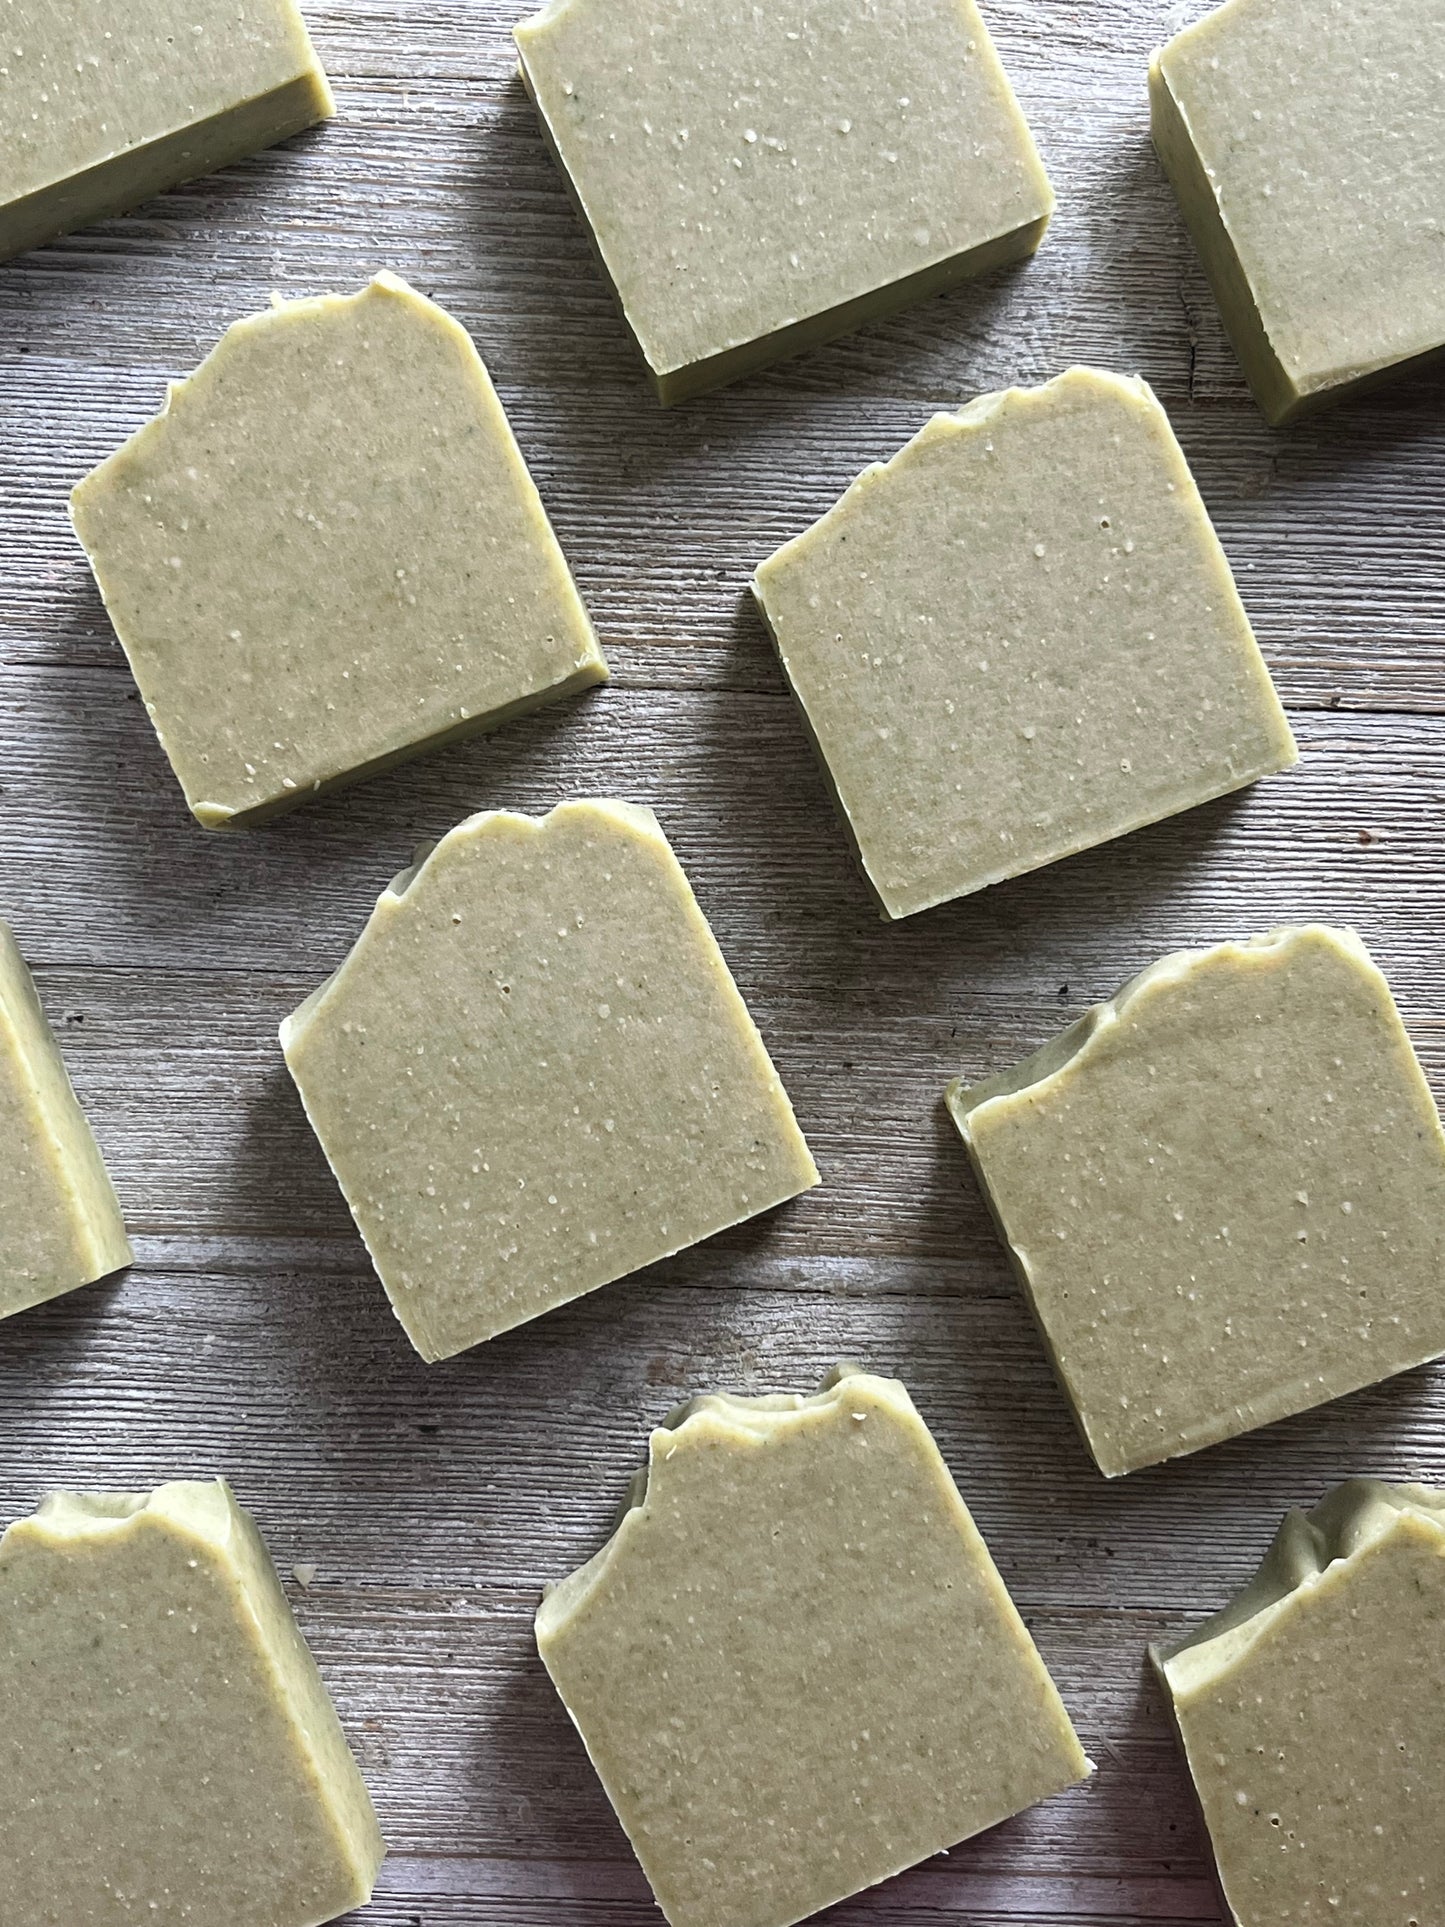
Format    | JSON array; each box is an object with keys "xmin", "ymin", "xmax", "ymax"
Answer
[
  {"xmin": 281, "ymin": 800, "xmax": 818, "ymax": 1360},
  {"xmin": 753, "ymin": 367, "xmax": 1296, "ymax": 919}
]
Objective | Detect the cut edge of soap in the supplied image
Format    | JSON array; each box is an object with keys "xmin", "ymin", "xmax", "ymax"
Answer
[
  {"xmin": 0, "ymin": 1476, "xmax": 387, "ymax": 1919},
  {"xmin": 0, "ymin": 921, "xmax": 132, "ymax": 1312},
  {"xmin": 753, "ymin": 368, "xmax": 1297, "ymax": 918},
  {"xmin": 1150, "ymin": 1478, "xmax": 1445, "ymax": 1705},
  {"xmin": 512, "ymin": 5, "xmax": 1053, "ymax": 404},
  {"xmin": 69, "ymin": 273, "xmax": 608, "ymax": 831},
  {"xmin": 280, "ymin": 799, "xmax": 819, "ymax": 1362},
  {"xmin": 0, "ymin": 53, "xmax": 333, "ymax": 267},
  {"xmin": 1149, "ymin": 13, "xmax": 1445, "ymax": 424},
  {"xmin": 945, "ymin": 924, "xmax": 1443, "ymax": 1477},
  {"xmin": 535, "ymin": 1364, "xmax": 1092, "ymax": 1914}
]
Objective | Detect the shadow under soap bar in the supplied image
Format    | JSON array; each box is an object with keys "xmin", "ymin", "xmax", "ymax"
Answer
[
  {"xmin": 0, "ymin": 1478, "xmax": 384, "ymax": 1927},
  {"xmin": 1154, "ymin": 1480, "xmax": 1445, "ymax": 1925},
  {"xmin": 72, "ymin": 274, "xmax": 607, "ymax": 828},
  {"xmin": 281, "ymin": 800, "xmax": 818, "ymax": 1360},
  {"xmin": 537, "ymin": 1366, "xmax": 1090, "ymax": 1927},
  {"xmin": 948, "ymin": 926, "xmax": 1445, "ymax": 1476},
  {"xmin": 514, "ymin": 0, "xmax": 1052, "ymax": 402},
  {"xmin": 0, "ymin": 0, "xmax": 333, "ymax": 263},
  {"xmin": 0, "ymin": 920, "xmax": 130, "ymax": 1321}
]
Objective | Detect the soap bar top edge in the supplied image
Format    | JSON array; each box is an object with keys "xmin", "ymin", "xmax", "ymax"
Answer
[{"xmin": 947, "ymin": 924, "xmax": 1374, "ymax": 1135}]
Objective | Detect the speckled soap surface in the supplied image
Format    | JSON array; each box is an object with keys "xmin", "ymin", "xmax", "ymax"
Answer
[
  {"xmin": 537, "ymin": 1367, "xmax": 1090, "ymax": 1927},
  {"xmin": 0, "ymin": 0, "xmax": 332, "ymax": 262},
  {"xmin": 0, "ymin": 920, "xmax": 130, "ymax": 1322},
  {"xmin": 71, "ymin": 273, "xmax": 606, "ymax": 828},
  {"xmin": 0, "ymin": 1479, "xmax": 384, "ymax": 1927},
  {"xmin": 1151, "ymin": 0, "xmax": 1445, "ymax": 425},
  {"xmin": 948, "ymin": 926, "xmax": 1445, "ymax": 1477},
  {"xmin": 1154, "ymin": 1480, "xmax": 1445, "ymax": 1926},
  {"xmin": 753, "ymin": 367, "xmax": 1295, "ymax": 919},
  {"xmin": 281, "ymin": 800, "xmax": 818, "ymax": 1361},
  {"xmin": 514, "ymin": 0, "xmax": 1052, "ymax": 401}
]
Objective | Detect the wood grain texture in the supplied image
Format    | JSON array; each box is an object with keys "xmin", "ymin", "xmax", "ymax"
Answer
[{"xmin": 2, "ymin": 0, "xmax": 1444, "ymax": 1922}]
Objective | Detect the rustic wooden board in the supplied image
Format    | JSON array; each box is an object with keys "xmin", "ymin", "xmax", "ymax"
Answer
[{"xmin": 3, "ymin": 0, "xmax": 1444, "ymax": 1922}]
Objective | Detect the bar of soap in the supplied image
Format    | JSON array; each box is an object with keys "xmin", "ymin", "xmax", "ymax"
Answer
[
  {"xmin": 753, "ymin": 367, "xmax": 1295, "ymax": 919},
  {"xmin": 1151, "ymin": 0, "xmax": 1445, "ymax": 425},
  {"xmin": 947, "ymin": 925, "xmax": 1445, "ymax": 1477},
  {"xmin": 0, "ymin": 1478, "xmax": 384, "ymax": 1927},
  {"xmin": 281, "ymin": 800, "xmax": 817, "ymax": 1360},
  {"xmin": 1153, "ymin": 1479, "xmax": 1445, "ymax": 1925},
  {"xmin": 537, "ymin": 1366, "xmax": 1090, "ymax": 1927},
  {"xmin": 513, "ymin": 0, "xmax": 1052, "ymax": 403},
  {"xmin": 0, "ymin": 920, "xmax": 130, "ymax": 1321},
  {"xmin": 0, "ymin": 0, "xmax": 332, "ymax": 264},
  {"xmin": 71, "ymin": 273, "xmax": 607, "ymax": 828}
]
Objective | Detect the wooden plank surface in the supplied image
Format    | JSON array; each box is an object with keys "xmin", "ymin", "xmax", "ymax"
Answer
[{"xmin": 3, "ymin": 0, "xmax": 1445, "ymax": 1922}]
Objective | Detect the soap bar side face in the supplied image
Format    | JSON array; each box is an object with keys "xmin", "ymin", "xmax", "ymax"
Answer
[
  {"xmin": 1157, "ymin": 1493, "xmax": 1445, "ymax": 1926},
  {"xmin": 1153, "ymin": 0, "xmax": 1445, "ymax": 421},
  {"xmin": 0, "ymin": 0, "xmax": 331, "ymax": 262},
  {"xmin": 0, "ymin": 923, "xmax": 130, "ymax": 1318},
  {"xmin": 71, "ymin": 276, "xmax": 605, "ymax": 827},
  {"xmin": 0, "ymin": 1480, "xmax": 384, "ymax": 1927},
  {"xmin": 282, "ymin": 801, "xmax": 817, "ymax": 1360},
  {"xmin": 538, "ymin": 1371, "xmax": 1088, "ymax": 1927},
  {"xmin": 951, "ymin": 926, "xmax": 1445, "ymax": 1475},
  {"xmin": 515, "ymin": 0, "xmax": 1051, "ymax": 397},
  {"xmin": 754, "ymin": 367, "xmax": 1294, "ymax": 918}
]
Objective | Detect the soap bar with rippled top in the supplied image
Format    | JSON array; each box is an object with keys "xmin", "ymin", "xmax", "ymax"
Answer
[
  {"xmin": 280, "ymin": 800, "xmax": 818, "ymax": 1360},
  {"xmin": 754, "ymin": 367, "xmax": 1295, "ymax": 920},
  {"xmin": 1153, "ymin": 1479, "xmax": 1445, "ymax": 1926},
  {"xmin": 0, "ymin": 1478, "xmax": 385, "ymax": 1926},
  {"xmin": 0, "ymin": 919, "xmax": 130, "ymax": 1322},
  {"xmin": 71, "ymin": 274, "xmax": 607, "ymax": 828},
  {"xmin": 537, "ymin": 1365, "xmax": 1090, "ymax": 1927},
  {"xmin": 514, "ymin": 0, "xmax": 1053, "ymax": 403},
  {"xmin": 947, "ymin": 925, "xmax": 1445, "ymax": 1476},
  {"xmin": 0, "ymin": 0, "xmax": 332, "ymax": 263},
  {"xmin": 1151, "ymin": 0, "xmax": 1445, "ymax": 424}
]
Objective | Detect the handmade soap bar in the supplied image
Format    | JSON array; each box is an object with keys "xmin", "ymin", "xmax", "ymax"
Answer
[
  {"xmin": 0, "ymin": 0, "xmax": 332, "ymax": 263},
  {"xmin": 1151, "ymin": 0, "xmax": 1445, "ymax": 424},
  {"xmin": 72, "ymin": 273, "xmax": 606, "ymax": 828},
  {"xmin": 0, "ymin": 920, "xmax": 130, "ymax": 1321},
  {"xmin": 514, "ymin": 0, "xmax": 1052, "ymax": 403},
  {"xmin": 538, "ymin": 1366, "xmax": 1090, "ymax": 1927},
  {"xmin": 947, "ymin": 926, "xmax": 1445, "ymax": 1476},
  {"xmin": 754, "ymin": 367, "xmax": 1295, "ymax": 919},
  {"xmin": 1154, "ymin": 1480, "xmax": 1445, "ymax": 1925},
  {"xmin": 281, "ymin": 800, "xmax": 817, "ymax": 1360},
  {"xmin": 0, "ymin": 1478, "xmax": 384, "ymax": 1927}
]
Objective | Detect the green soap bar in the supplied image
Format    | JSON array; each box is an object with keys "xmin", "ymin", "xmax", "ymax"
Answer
[
  {"xmin": 514, "ymin": 0, "xmax": 1052, "ymax": 404},
  {"xmin": 0, "ymin": 1478, "xmax": 385, "ymax": 1927},
  {"xmin": 537, "ymin": 1366, "xmax": 1090, "ymax": 1927},
  {"xmin": 72, "ymin": 273, "xmax": 607, "ymax": 829},
  {"xmin": 280, "ymin": 800, "xmax": 818, "ymax": 1361},
  {"xmin": 947, "ymin": 925, "xmax": 1445, "ymax": 1477},
  {"xmin": 1153, "ymin": 1480, "xmax": 1445, "ymax": 1925},
  {"xmin": 1151, "ymin": 0, "xmax": 1445, "ymax": 426},
  {"xmin": 0, "ymin": 0, "xmax": 332, "ymax": 263},
  {"xmin": 0, "ymin": 919, "xmax": 130, "ymax": 1321},
  {"xmin": 754, "ymin": 367, "xmax": 1295, "ymax": 920}
]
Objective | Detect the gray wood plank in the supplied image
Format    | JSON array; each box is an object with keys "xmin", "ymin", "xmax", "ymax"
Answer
[{"xmin": 2, "ymin": 0, "xmax": 1444, "ymax": 1922}]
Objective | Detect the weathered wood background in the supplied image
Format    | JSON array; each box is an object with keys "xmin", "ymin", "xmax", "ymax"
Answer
[{"xmin": 3, "ymin": 0, "xmax": 1444, "ymax": 1921}]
